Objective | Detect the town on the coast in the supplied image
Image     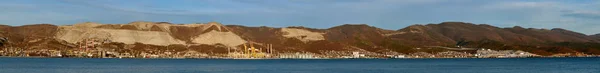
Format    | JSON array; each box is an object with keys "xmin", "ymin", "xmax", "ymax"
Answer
[{"xmin": 1, "ymin": 43, "xmax": 596, "ymax": 59}]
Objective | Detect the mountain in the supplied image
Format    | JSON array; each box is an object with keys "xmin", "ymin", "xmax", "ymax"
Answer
[
  {"xmin": 592, "ymin": 34, "xmax": 600, "ymax": 42},
  {"xmin": 1, "ymin": 21, "xmax": 599, "ymax": 56},
  {"xmin": 593, "ymin": 34, "xmax": 600, "ymax": 39},
  {"xmin": 384, "ymin": 22, "xmax": 598, "ymax": 55},
  {"xmin": 388, "ymin": 22, "xmax": 594, "ymax": 45}
]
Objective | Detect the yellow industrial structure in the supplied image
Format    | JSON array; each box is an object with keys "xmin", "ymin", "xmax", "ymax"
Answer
[{"xmin": 238, "ymin": 43, "xmax": 273, "ymax": 58}]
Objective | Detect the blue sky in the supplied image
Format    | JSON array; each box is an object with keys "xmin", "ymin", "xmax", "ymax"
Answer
[{"xmin": 0, "ymin": 0, "xmax": 599, "ymax": 34}]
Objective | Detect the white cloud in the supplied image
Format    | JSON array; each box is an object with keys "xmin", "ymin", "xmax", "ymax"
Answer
[
  {"xmin": 481, "ymin": 1, "xmax": 559, "ymax": 10},
  {"xmin": 0, "ymin": 12, "xmax": 85, "ymax": 25}
]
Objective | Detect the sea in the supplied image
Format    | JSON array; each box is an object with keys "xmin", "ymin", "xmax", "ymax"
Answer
[{"xmin": 0, "ymin": 57, "xmax": 598, "ymax": 73}]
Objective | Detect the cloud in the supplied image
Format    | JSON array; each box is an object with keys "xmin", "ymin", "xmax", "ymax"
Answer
[
  {"xmin": 485, "ymin": 1, "xmax": 557, "ymax": 9},
  {"xmin": 562, "ymin": 10, "xmax": 600, "ymax": 19},
  {"xmin": 59, "ymin": 0, "xmax": 285, "ymax": 15}
]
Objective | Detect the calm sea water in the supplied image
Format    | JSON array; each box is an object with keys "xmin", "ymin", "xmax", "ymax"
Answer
[{"xmin": 0, "ymin": 57, "xmax": 598, "ymax": 73}]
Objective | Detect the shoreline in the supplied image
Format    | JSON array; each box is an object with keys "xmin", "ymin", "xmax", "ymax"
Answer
[{"xmin": 1, "ymin": 56, "xmax": 598, "ymax": 60}]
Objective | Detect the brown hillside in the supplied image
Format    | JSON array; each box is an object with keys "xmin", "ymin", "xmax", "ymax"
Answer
[
  {"xmin": 592, "ymin": 34, "xmax": 600, "ymax": 42},
  {"xmin": 1, "ymin": 22, "xmax": 599, "ymax": 56},
  {"xmin": 324, "ymin": 24, "xmax": 394, "ymax": 52}
]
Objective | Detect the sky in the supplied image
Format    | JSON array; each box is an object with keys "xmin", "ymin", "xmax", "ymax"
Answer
[{"xmin": 0, "ymin": 0, "xmax": 599, "ymax": 34}]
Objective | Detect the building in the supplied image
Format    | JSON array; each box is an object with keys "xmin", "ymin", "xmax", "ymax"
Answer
[{"xmin": 279, "ymin": 52, "xmax": 316, "ymax": 59}]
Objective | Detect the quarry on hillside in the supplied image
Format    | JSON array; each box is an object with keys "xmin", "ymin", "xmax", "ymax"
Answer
[
  {"xmin": 191, "ymin": 30, "xmax": 247, "ymax": 47},
  {"xmin": 55, "ymin": 21, "xmax": 246, "ymax": 47},
  {"xmin": 55, "ymin": 26, "xmax": 186, "ymax": 46},
  {"xmin": 281, "ymin": 28, "xmax": 325, "ymax": 42}
]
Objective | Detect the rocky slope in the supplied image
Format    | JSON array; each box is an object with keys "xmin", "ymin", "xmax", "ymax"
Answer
[
  {"xmin": 384, "ymin": 22, "xmax": 599, "ymax": 55},
  {"xmin": 1, "ymin": 21, "xmax": 599, "ymax": 56},
  {"xmin": 592, "ymin": 34, "xmax": 600, "ymax": 41},
  {"xmin": 388, "ymin": 22, "xmax": 595, "ymax": 45}
]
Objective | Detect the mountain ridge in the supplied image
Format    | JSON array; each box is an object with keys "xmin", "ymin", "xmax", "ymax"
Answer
[{"xmin": 0, "ymin": 21, "xmax": 599, "ymax": 56}]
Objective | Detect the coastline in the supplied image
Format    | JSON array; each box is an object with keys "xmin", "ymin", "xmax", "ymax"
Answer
[{"xmin": 1, "ymin": 56, "xmax": 598, "ymax": 60}]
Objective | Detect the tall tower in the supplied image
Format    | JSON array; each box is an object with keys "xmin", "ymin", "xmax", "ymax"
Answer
[
  {"xmin": 243, "ymin": 43, "xmax": 248, "ymax": 58},
  {"xmin": 251, "ymin": 43, "xmax": 256, "ymax": 58},
  {"xmin": 269, "ymin": 44, "xmax": 273, "ymax": 54}
]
